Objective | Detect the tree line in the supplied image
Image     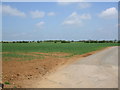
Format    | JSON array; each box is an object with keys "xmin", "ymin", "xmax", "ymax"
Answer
[{"xmin": 1, "ymin": 40, "xmax": 120, "ymax": 43}]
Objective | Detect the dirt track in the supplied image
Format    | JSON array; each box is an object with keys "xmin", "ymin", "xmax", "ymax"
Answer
[{"xmin": 27, "ymin": 46, "xmax": 118, "ymax": 88}]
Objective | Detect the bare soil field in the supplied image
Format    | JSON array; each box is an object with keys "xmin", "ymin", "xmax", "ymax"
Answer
[{"xmin": 2, "ymin": 47, "xmax": 109, "ymax": 88}]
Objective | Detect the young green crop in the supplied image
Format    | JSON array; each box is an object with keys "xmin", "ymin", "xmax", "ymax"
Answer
[{"xmin": 2, "ymin": 42, "xmax": 118, "ymax": 55}]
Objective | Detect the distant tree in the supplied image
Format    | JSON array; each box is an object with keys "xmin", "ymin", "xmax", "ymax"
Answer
[
  {"xmin": 54, "ymin": 41, "xmax": 57, "ymax": 43},
  {"xmin": 61, "ymin": 41, "xmax": 70, "ymax": 43}
]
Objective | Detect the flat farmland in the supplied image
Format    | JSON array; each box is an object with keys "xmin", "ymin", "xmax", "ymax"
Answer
[
  {"xmin": 2, "ymin": 42, "xmax": 118, "ymax": 88},
  {"xmin": 2, "ymin": 42, "xmax": 118, "ymax": 54}
]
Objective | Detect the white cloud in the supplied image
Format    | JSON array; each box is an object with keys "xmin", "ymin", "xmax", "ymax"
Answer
[
  {"xmin": 99, "ymin": 7, "xmax": 118, "ymax": 19},
  {"xmin": 62, "ymin": 12, "xmax": 91, "ymax": 26},
  {"xmin": 78, "ymin": 3, "xmax": 91, "ymax": 9},
  {"xmin": 30, "ymin": 10, "xmax": 45, "ymax": 18},
  {"xmin": 36, "ymin": 21, "xmax": 45, "ymax": 28},
  {"xmin": 47, "ymin": 12, "xmax": 56, "ymax": 16},
  {"xmin": 63, "ymin": 12, "xmax": 81, "ymax": 25},
  {"xmin": 2, "ymin": 5, "xmax": 26, "ymax": 17}
]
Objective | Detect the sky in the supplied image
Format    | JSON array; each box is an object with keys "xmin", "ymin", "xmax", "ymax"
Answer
[{"xmin": 1, "ymin": 2, "xmax": 118, "ymax": 41}]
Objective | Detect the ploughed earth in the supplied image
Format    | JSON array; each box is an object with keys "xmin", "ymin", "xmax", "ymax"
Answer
[{"xmin": 2, "ymin": 49, "xmax": 107, "ymax": 88}]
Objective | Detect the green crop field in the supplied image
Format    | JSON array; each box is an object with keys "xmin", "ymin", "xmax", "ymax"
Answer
[
  {"xmin": 2, "ymin": 42, "xmax": 119, "ymax": 61},
  {"xmin": 2, "ymin": 42, "xmax": 119, "ymax": 54}
]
